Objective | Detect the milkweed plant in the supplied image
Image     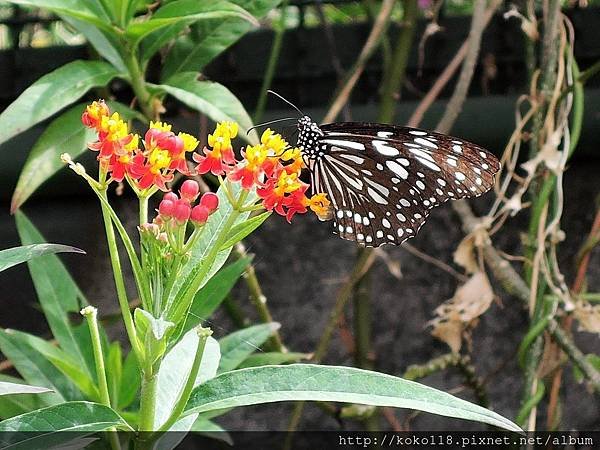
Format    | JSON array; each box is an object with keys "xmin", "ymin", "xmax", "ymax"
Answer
[{"xmin": 0, "ymin": 100, "xmax": 521, "ymax": 449}]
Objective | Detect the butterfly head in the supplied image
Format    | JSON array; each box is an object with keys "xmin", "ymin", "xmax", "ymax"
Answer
[{"xmin": 296, "ymin": 116, "xmax": 323, "ymax": 158}]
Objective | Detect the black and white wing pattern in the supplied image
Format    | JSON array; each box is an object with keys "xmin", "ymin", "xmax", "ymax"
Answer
[{"xmin": 296, "ymin": 118, "xmax": 500, "ymax": 247}]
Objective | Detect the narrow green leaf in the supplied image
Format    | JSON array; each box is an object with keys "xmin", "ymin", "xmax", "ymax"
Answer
[
  {"xmin": 126, "ymin": 0, "xmax": 257, "ymax": 45},
  {"xmin": 5, "ymin": 1, "xmax": 113, "ymax": 32},
  {"xmin": 0, "ymin": 61, "xmax": 121, "ymax": 146},
  {"xmin": 238, "ymin": 352, "xmax": 310, "ymax": 369},
  {"xmin": 117, "ymin": 350, "xmax": 140, "ymax": 410},
  {"xmin": 0, "ymin": 381, "xmax": 52, "ymax": 396},
  {"xmin": 161, "ymin": 0, "xmax": 281, "ymax": 80},
  {"xmin": 182, "ymin": 257, "xmax": 250, "ymax": 334},
  {"xmin": 154, "ymin": 73, "xmax": 258, "ymax": 144},
  {"xmin": 185, "ymin": 364, "xmax": 522, "ymax": 432},
  {"xmin": 218, "ymin": 323, "xmax": 280, "ymax": 373},
  {"xmin": 0, "ymin": 330, "xmax": 76, "ymax": 404},
  {"xmin": 5, "ymin": 330, "xmax": 100, "ymax": 401},
  {"xmin": 0, "ymin": 375, "xmax": 49, "ymax": 419},
  {"xmin": 0, "ymin": 244, "xmax": 84, "ymax": 272},
  {"xmin": 11, "ymin": 101, "xmax": 144, "ymax": 211},
  {"xmin": 60, "ymin": 16, "xmax": 126, "ymax": 72},
  {"xmin": 14, "ymin": 212, "xmax": 91, "ymax": 373},
  {"xmin": 154, "ymin": 329, "xmax": 220, "ymax": 428},
  {"xmin": 219, "ymin": 212, "xmax": 271, "ymax": 250},
  {"xmin": 168, "ymin": 183, "xmax": 253, "ymax": 316},
  {"xmin": 0, "ymin": 401, "xmax": 131, "ymax": 448},
  {"xmin": 106, "ymin": 342, "xmax": 122, "ymax": 407}
]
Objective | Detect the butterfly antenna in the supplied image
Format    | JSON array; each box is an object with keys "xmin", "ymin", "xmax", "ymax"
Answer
[
  {"xmin": 247, "ymin": 117, "xmax": 297, "ymax": 135},
  {"xmin": 267, "ymin": 90, "xmax": 305, "ymax": 116}
]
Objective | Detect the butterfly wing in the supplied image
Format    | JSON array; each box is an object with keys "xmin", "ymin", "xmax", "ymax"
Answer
[{"xmin": 311, "ymin": 122, "xmax": 500, "ymax": 247}]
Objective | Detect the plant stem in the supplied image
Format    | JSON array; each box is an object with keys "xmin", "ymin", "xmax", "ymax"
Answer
[
  {"xmin": 377, "ymin": 0, "xmax": 418, "ymax": 123},
  {"xmin": 99, "ymin": 190, "xmax": 143, "ymax": 362},
  {"xmin": 253, "ymin": 0, "xmax": 288, "ymax": 123},
  {"xmin": 155, "ymin": 326, "xmax": 212, "ymax": 434},
  {"xmin": 324, "ymin": 0, "xmax": 395, "ymax": 123},
  {"xmin": 139, "ymin": 194, "xmax": 149, "ymax": 226},
  {"xmin": 123, "ymin": 48, "xmax": 154, "ymax": 120},
  {"xmin": 234, "ymin": 243, "xmax": 285, "ymax": 352},
  {"xmin": 137, "ymin": 363, "xmax": 160, "ymax": 434},
  {"xmin": 81, "ymin": 306, "xmax": 122, "ymax": 450}
]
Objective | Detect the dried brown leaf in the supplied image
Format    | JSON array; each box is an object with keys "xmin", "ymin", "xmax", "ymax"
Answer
[
  {"xmin": 574, "ymin": 301, "xmax": 600, "ymax": 333},
  {"xmin": 428, "ymin": 272, "xmax": 494, "ymax": 352}
]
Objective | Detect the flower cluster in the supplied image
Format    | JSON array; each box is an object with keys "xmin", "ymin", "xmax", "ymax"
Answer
[
  {"xmin": 194, "ymin": 126, "xmax": 331, "ymax": 222},
  {"xmin": 82, "ymin": 101, "xmax": 198, "ymax": 191},
  {"xmin": 81, "ymin": 101, "xmax": 330, "ymax": 222},
  {"xmin": 156, "ymin": 180, "xmax": 219, "ymax": 227}
]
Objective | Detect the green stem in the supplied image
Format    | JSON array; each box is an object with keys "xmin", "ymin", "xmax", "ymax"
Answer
[
  {"xmin": 100, "ymin": 191, "xmax": 143, "ymax": 362},
  {"xmin": 81, "ymin": 306, "xmax": 122, "ymax": 450},
  {"xmin": 156, "ymin": 326, "xmax": 212, "ymax": 434},
  {"xmin": 139, "ymin": 194, "xmax": 149, "ymax": 226},
  {"xmin": 123, "ymin": 48, "xmax": 154, "ymax": 120},
  {"xmin": 253, "ymin": 0, "xmax": 288, "ymax": 123},
  {"xmin": 377, "ymin": 0, "xmax": 418, "ymax": 123},
  {"xmin": 137, "ymin": 364, "xmax": 160, "ymax": 433},
  {"xmin": 234, "ymin": 243, "xmax": 285, "ymax": 352}
]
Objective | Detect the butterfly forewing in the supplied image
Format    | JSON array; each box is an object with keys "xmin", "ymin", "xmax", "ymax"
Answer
[{"xmin": 297, "ymin": 119, "xmax": 500, "ymax": 247}]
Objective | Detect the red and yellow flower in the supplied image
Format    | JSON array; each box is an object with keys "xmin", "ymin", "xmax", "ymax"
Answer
[{"xmin": 193, "ymin": 121, "xmax": 238, "ymax": 175}]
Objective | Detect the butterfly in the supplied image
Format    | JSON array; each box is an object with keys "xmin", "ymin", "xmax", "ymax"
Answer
[{"xmin": 263, "ymin": 92, "xmax": 501, "ymax": 247}]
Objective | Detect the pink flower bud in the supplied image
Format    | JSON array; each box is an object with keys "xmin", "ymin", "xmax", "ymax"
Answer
[
  {"xmin": 190, "ymin": 205, "xmax": 209, "ymax": 225},
  {"xmin": 163, "ymin": 192, "xmax": 178, "ymax": 203},
  {"xmin": 144, "ymin": 128, "xmax": 163, "ymax": 145},
  {"xmin": 174, "ymin": 201, "xmax": 191, "ymax": 223},
  {"xmin": 199, "ymin": 192, "xmax": 219, "ymax": 213},
  {"xmin": 158, "ymin": 199, "xmax": 175, "ymax": 217},
  {"xmin": 180, "ymin": 180, "xmax": 200, "ymax": 203}
]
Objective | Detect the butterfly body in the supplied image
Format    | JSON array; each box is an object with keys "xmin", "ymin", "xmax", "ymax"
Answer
[{"xmin": 295, "ymin": 116, "xmax": 501, "ymax": 247}]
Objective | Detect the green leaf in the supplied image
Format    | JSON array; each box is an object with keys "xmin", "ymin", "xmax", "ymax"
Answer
[
  {"xmin": 118, "ymin": 350, "xmax": 140, "ymax": 410},
  {"xmin": 185, "ymin": 364, "xmax": 522, "ymax": 431},
  {"xmin": 238, "ymin": 352, "xmax": 310, "ymax": 369},
  {"xmin": 106, "ymin": 342, "xmax": 122, "ymax": 408},
  {"xmin": 60, "ymin": 16, "xmax": 126, "ymax": 72},
  {"xmin": 218, "ymin": 323, "xmax": 280, "ymax": 373},
  {"xmin": 0, "ymin": 244, "xmax": 84, "ymax": 272},
  {"xmin": 0, "ymin": 381, "xmax": 52, "ymax": 396},
  {"xmin": 154, "ymin": 73, "xmax": 257, "ymax": 144},
  {"xmin": 134, "ymin": 309, "xmax": 175, "ymax": 365},
  {"xmin": 190, "ymin": 417, "xmax": 233, "ymax": 445},
  {"xmin": 154, "ymin": 329, "xmax": 220, "ymax": 428},
  {"xmin": 219, "ymin": 212, "xmax": 271, "ymax": 250},
  {"xmin": 161, "ymin": 0, "xmax": 281, "ymax": 80},
  {"xmin": 11, "ymin": 101, "xmax": 143, "ymax": 211},
  {"xmin": 4, "ymin": 330, "xmax": 100, "ymax": 401},
  {"xmin": 0, "ymin": 60, "xmax": 121, "ymax": 146},
  {"xmin": 126, "ymin": 0, "xmax": 257, "ymax": 46},
  {"xmin": 4, "ymin": 1, "xmax": 113, "ymax": 32},
  {"xmin": 0, "ymin": 375, "xmax": 49, "ymax": 419},
  {"xmin": 0, "ymin": 330, "xmax": 77, "ymax": 404},
  {"xmin": 182, "ymin": 257, "xmax": 250, "ymax": 334},
  {"xmin": 0, "ymin": 401, "xmax": 131, "ymax": 448},
  {"xmin": 15, "ymin": 211, "xmax": 91, "ymax": 372},
  {"xmin": 167, "ymin": 183, "xmax": 253, "ymax": 322}
]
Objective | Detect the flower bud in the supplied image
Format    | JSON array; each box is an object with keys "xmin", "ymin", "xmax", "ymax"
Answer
[
  {"xmin": 190, "ymin": 205, "xmax": 209, "ymax": 225},
  {"xmin": 159, "ymin": 199, "xmax": 176, "ymax": 218},
  {"xmin": 180, "ymin": 180, "xmax": 200, "ymax": 203},
  {"xmin": 174, "ymin": 201, "xmax": 191, "ymax": 223},
  {"xmin": 199, "ymin": 192, "xmax": 219, "ymax": 213},
  {"xmin": 159, "ymin": 134, "xmax": 184, "ymax": 155},
  {"xmin": 144, "ymin": 127, "xmax": 163, "ymax": 145},
  {"xmin": 163, "ymin": 192, "xmax": 178, "ymax": 203}
]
